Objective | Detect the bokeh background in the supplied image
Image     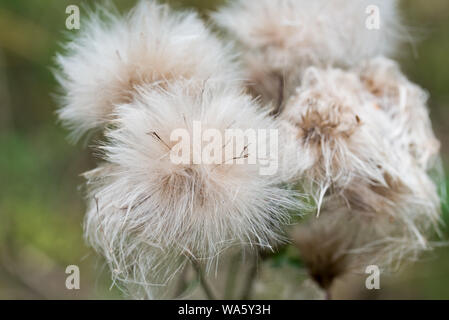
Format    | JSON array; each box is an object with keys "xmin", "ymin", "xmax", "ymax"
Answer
[{"xmin": 0, "ymin": 0, "xmax": 448, "ymax": 299}]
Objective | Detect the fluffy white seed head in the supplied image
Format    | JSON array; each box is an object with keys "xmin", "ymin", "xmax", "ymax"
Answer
[
  {"xmin": 292, "ymin": 205, "xmax": 383, "ymax": 290},
  {"xmin": 281, "ymin": 66, "xmax": 442, "ymax": 259},
  {"xmin": 357, "ymin": 56, "xmax": 441, "ymax": 170},
  {"xmin": 292, "ymin": 199, "xmax": 439, "ymax": 291},
  {"xmin": 281, "ymin": 67, "xmax": 402, "ymax": 207},
  {"xmin": 213, "ymin": 0, "xmax": 404, "ymax": 105},
  {"xmin": 55, "ymin": 0, "xmax": 239, "ymax": 140},
  {"xmin": 84, "ymin": 81, "xmax": 299, "ymax": 298}
]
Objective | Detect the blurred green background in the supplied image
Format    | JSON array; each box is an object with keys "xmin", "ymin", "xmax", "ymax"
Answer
[{"xmin": 0, "ymin": 0, "xmax": 448, "ymax": 299}]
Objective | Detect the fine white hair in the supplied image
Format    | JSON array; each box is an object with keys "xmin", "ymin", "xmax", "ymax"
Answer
[
  {"xmin": 53, "ymin": 0, "xmax": 444, "ymax": 298},
  {"xmin": 280, "ymin": 65, "xmax": 442, "ymax": 266},
  {"xmin": 213, "ymin": 0, "xmax": 405, "ymax": 105},
  {"xmin": 292, "ymin": 199, "xmax": 439, "ymax": 290},
  {"xmin": 84, "ymin": 81, "xmax": 300, "ymax": 298},
  {"xmin": 55, "ymin": 0, "xmax": 239, "ymax": 140},
  {"xmin": 281, "ymin": 66, "xmax": 402, "ymax": 204},
  {"xmin": 356, "ymin": 56, "xmax": 441, "ymax": 171}
]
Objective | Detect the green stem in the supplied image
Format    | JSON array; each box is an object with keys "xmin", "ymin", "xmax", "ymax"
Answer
[
  {"xmin": 240, "ymin": 253, "xmax": 258, "ymax": 300},
  {"xmin": 224, "ymin": 253, "xmax": 240, "ymax": 299},
  {"xmin": 190, "ymin": 259, "xmax": 217, "ymax": 300}
]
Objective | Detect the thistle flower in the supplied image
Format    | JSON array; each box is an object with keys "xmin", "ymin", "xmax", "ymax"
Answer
[
  {"xmin": 281, "ymin": 66, "xmax": 442, "ymax": 265},
  {"xmin": 291, "ymin": 205, "xmax": 377, "ymax": 292},
  {"xmin": 291, "ymin": 200, "xmax": 433, "ymax": 294},
  {"xmin": 55, "ymin": 0, "xmax": 301, "ymax": 299},
  {"xmin": 54, "ymin": 0, "xmax": 444, "ymax": 300},
  {"xmin": 213, "ymin": 0, "xmax": 404, "ymax": 106},
  {"xmin": 281, "ymin": 67, "xmax": 402, "ymax": 210},
  {"xmin": 84, "ymin": 81, "xmax": 299, "ymax": 298},
  {"xmin": 356, "ymin": 57, "xmax": 440, "ymax": 170},
  {"xmin": 55, "ymin": 0, "xmax": 239, "ymax": 140}
]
